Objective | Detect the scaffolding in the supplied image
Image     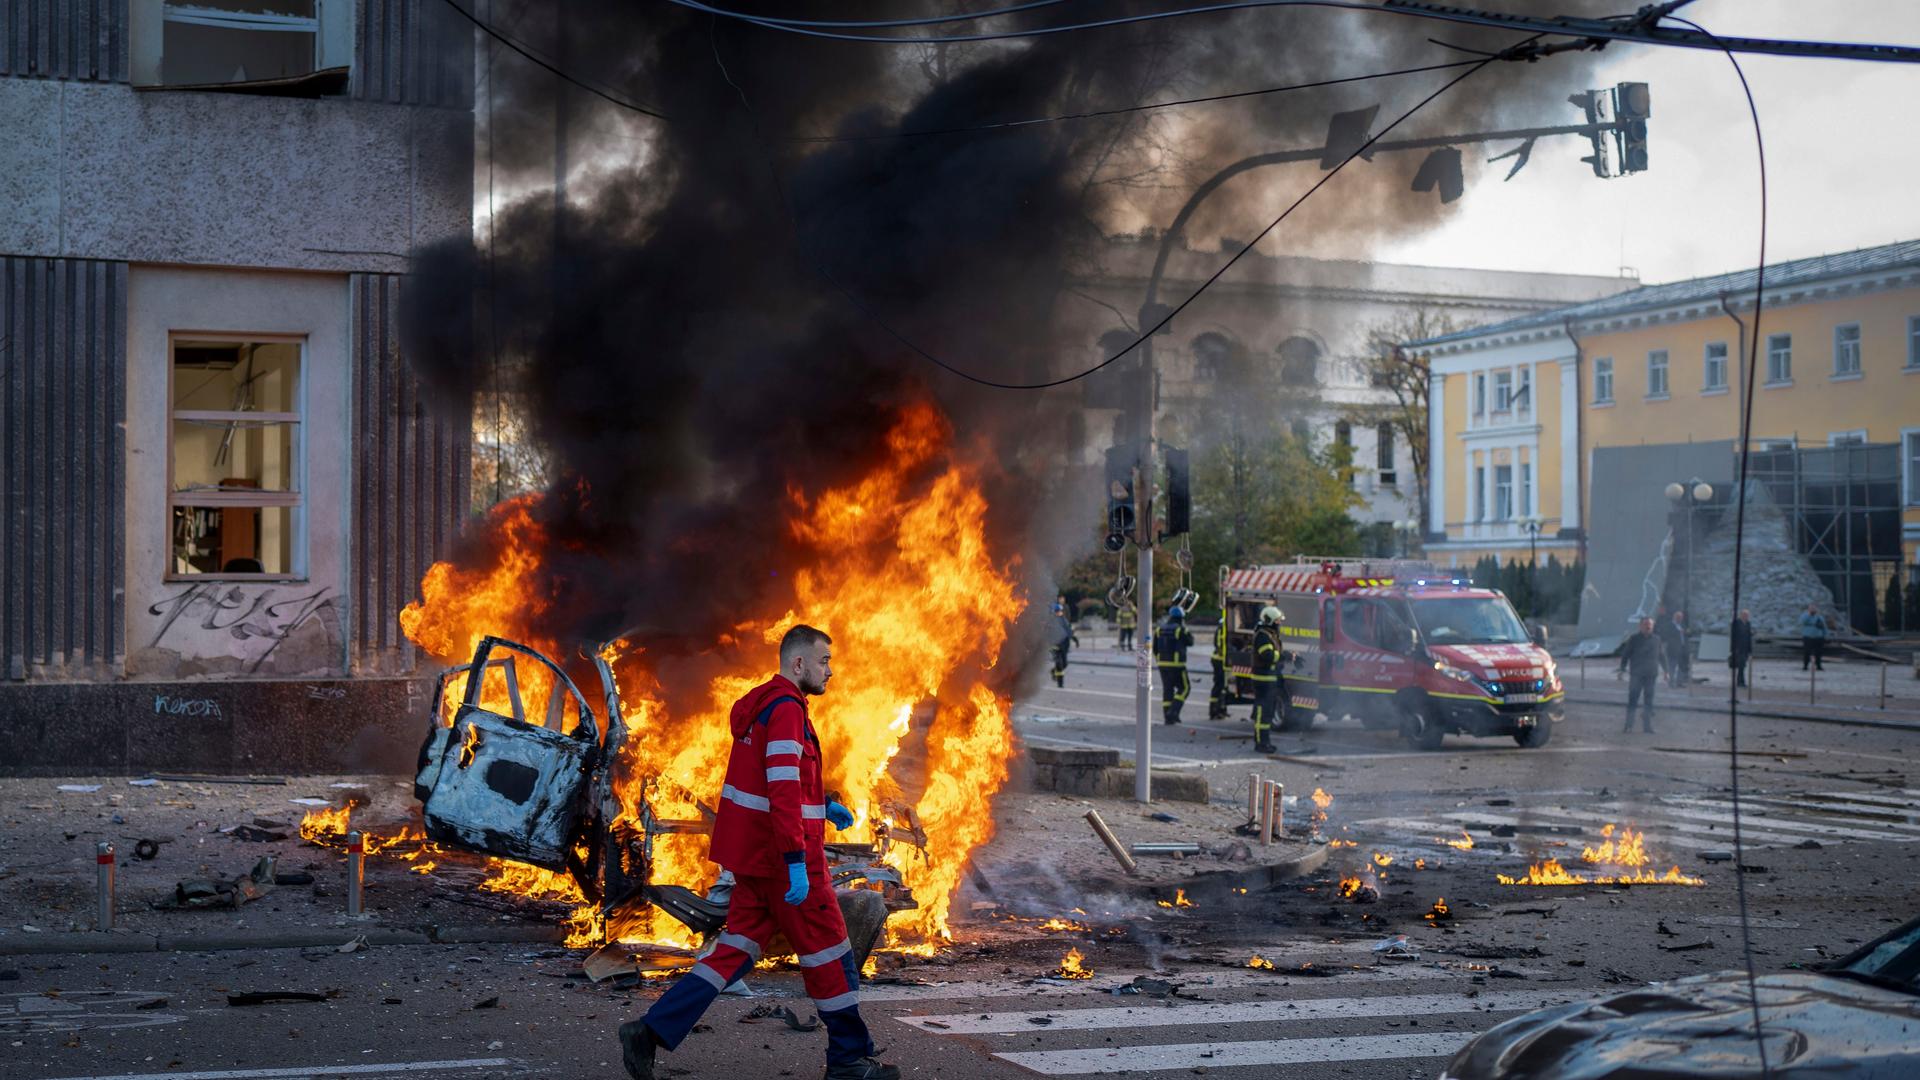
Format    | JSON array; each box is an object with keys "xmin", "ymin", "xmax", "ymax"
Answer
[{"xmin": 1745, "ymin": 442, "xmax": 1906, "ymax": 635}]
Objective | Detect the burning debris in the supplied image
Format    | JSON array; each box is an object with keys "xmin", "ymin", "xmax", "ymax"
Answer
[
  {"xmin": 1424, "ymin": 898, "xmax": 1453, "ymax": 923},
  {"xmin": 1337, "ymin": 875, "xmax": 1380, "ymax": 904},
  {"xmin": 1497, "ymin": 823, "xmax": 1704, "ymax": 886},
  {"xmin": 1055, "ymin": 948, "xmax": 1094, "ymax": 980},
  {"xmin": 1311, "ymin": 788, "xmax": 1334, "ymax": 810},
  {"xmin": 1372, "ymin": 852, "xmax": 1393, "ymax": 868},
  {"xmin": 1441, "ymin": 830, "xmax": 1477, "ymax": 850},
  {"xmin": 1039, "ymin": 918, "xmax": 1092, "ymax": 933},
  {"xmin": 1247, "ymin": 954, "xmax": 1277, "ymax": 970},
  {"xmin": 1155, "ymin": 889, "xmax": 1195, "ymax": 910}
]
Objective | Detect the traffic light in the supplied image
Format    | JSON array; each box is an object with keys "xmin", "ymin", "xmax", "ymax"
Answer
[
  {"xmin": 1614, "ymin": 81, "xmax": 1650, "ymax": 174},
  {"xmin": 1567, "ymin": 89, "xmax": 1609, "ymax": 177},
  {"xmin": 1164, "ymin": 446, "xmax": 1190, "ymax": 536},
  {"xmin": 1320, "ymin": 105, "xmax": 1380, "ymax": 169},
  {"xmin": 1410, "ymin": 147, "xmax": 1464, "ymax": 203},
  {"xmin": 1103, "ymin": 444, "xmax": 1135, "ymax": 553}
]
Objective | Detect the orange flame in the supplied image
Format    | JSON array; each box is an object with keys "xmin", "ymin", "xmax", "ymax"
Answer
[
  {"xmin": 1338, "ymin": 876, "xmax": 1364, "ymax": 898},
  {"xmin": 1440, "ymin": 829, "xmax": 1475, "ymax": 850},
  {"xmin": 398, "ymin": 401, "xmax": 1025, "ymax": 949},
  {"xmin": 1580, "ymin": 823, "xmax": 1650, "ymax": 868},
  {"xmin": 1498, "ymin": 856, "xmax": 1704, "ymax": 887},
  {"xmin": 1311, "ymin": 788, "xmax": 1333, "ymax": 810},
  {"xmin": 1155, "ymin": 888, "xmax": 1195, "ymax": 910},
  {"xmin": 1247, "ymin": 954, "xmax": 1276, "ymax": 970},
  {"xmin": 1424, "ymin": 897, "xmax": 1451, "ymax": 922},
  {"xmin": 1371, "ymin": 852, "xmax": 1393, "ymax": 867},
  {"xmin": 1055, "ymin": 947, "xmax": 1093, "ymax": 979},
  {"xmin": 1039, "ymin": 918, "xmax": 1091, "ymax": 932}
]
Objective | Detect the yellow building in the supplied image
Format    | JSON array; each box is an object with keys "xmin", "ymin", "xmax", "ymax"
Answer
[{"xmin": 1411, "ymin": 239, "xmax": 1920, "ymax": 573}]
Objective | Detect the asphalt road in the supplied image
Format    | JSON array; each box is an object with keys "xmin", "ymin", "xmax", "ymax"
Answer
[{"xmin": 7, "ymin": 650, "xmax": 1918, "ymax": 1080}]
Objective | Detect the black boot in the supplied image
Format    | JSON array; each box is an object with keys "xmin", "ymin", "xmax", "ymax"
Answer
[
  {"xmin": 1254, "ymin": 740, "xmax": 1276, "ymax": 754},
  {"xmin": 618, "ymin": 1020, "xmax": 658, "ymax": 1080},
  {"xmin": 825, "ymin": 1058, "xmax": 901, "ymax": 1080}
]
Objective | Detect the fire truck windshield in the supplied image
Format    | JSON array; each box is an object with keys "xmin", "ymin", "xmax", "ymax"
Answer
[{"xmin": 1408, "ymin": 596, "xmax": 1529, "ymax": 646}]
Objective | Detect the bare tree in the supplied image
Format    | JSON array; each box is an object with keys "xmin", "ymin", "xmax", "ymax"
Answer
[{"xmin": 1343, "ymin": 308, "xmax": 1457, "ymax": 532}]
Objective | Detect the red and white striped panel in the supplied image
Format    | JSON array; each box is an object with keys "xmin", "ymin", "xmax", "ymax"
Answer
[{"xmin": 1224, "ymin": 568, "xmax": 1321, "ymax": 595}]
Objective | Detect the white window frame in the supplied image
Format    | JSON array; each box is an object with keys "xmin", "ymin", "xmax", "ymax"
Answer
[
  {"xmin": 1473, "ymin": 373, "xmax": 1487, "ymax": 418},
  {"xmin": 1766, "ymin": 333, "xmax": 1793, "ymax": 385},
  {"xmin": 1519, "ymin": 461, "xmax": 1533, "ymax": 517},
  {"xmin": 1473, "ymin": 464, "xmax": 1487, "ymax": 522},
  {"xmin": 131, "ymin": 0, "xmax": 353, "ymax": 87},
  {"xmin": 1833, "ymin": 322, "xmax": 1862, "ymax": 378},
  {"xmin": 1376, "ymin": 421, "xmax": 1396, "ymax": 485},
  {"xmin": 1592, "ymin": 356, "xmax": 1614, "ymax": 404},
  {"xmin": 1828, "ymin": 430, "xmax": 1868, "ymax": 447},
  {"xmin": 1703, "ymin": 341, "xmax": 1728, "ymax": 391},
  {"xmin": 1646, "ymin": 349, "xmax": 1669, "ymax": 399},
  {"xmin": 1492, "ymin": 369, "xmax": 1513, "ymax": 414},
  {"xmin": 1908, "ymin": 315, "xmax": 1920, "ymax": 370},
  {"xmin": 166, "ymin": 333, "xmax": 307, "ymax": 582},
  {"xmin": 1757, "ymin": 437, "xmax": 1797, "ymax": 452},
  {"xmin": 1516, "ymin": 365, "xmax": 1532, "ymax": 417},
  {"xmin": 1493, "ymin": 464, "xmax": 1513, "ymax": 522},
  {"xmin": 1904, "ymin": 428, "xmax": 1920, "ymax": 506}
]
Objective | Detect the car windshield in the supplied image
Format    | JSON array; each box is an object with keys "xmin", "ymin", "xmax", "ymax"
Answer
[
  {"xmin": 1409, "ymin": 596, "xmax": 1529, "ymax": 645},
  {"xmin": 1836, "ymin": 918, "xmax": 1920, "ymax": 992}
]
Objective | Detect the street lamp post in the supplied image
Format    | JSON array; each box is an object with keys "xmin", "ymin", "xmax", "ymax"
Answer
[
  {"xmin": 1518, "ymin": 516, "xmax": 1543, "ymax": 619},
  {"xmin": 1392, "ymin": 518, "xmax": 1420, "ymax": 558},
  {"xmin": 1663, "ymin": 479, "xmax": 1714, "ymax": 622}
]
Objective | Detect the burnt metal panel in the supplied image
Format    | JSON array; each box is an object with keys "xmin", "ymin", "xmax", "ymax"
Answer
[
  {"xmin": 350, "ymin": 272, "xmax": 470, "ymax": 672},
  {"xmin": 0, "ymin": 256, "xmax": 126, "ymax": 681},
  {"xmin": 1, "ymin": 0, "xmax": 129, "ymax": 82},
  {"xmin": 352, "ymin": 0, "xmax": 470, "ymax": 107}
]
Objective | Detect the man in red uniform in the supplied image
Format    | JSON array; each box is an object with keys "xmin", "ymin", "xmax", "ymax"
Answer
[{"xmin": 620, "ymin": 625, "xmax": 898, "ymax": 1080}]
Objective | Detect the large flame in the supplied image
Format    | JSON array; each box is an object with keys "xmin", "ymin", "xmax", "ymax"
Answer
[{"xmin": 397, "ymin": 401, "xmax": 1024, "ymax": 949}]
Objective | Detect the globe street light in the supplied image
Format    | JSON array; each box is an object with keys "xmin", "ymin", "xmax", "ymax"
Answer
[
  {"xmin": 1664, "ymin": 478, "xmax": 1714, "ymax": 629},
  {"xmin": 1518, "ymin": 516, "xmax": 1543, "ymax": 618},
  {"xmin": 1392, "ymin": 517, "xmax": 1421, "ymax": 558}
]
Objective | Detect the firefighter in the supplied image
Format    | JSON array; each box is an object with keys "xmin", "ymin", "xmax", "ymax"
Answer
[
  {"xmin": 1115, "ymin": 600, "xmax": 1136, "ymax": 652},
  {"xmin": 1250, "ymin": 606, "xmax": 1283, "ymax": 754},
  {"xmin": 1049, "ymin": 596, "xmax": 1078, "ymax": 688},
  {"xmin": 1207, "ymin": 610, "xmax": 1229, "ymax": 720},
  {"xmin": 1155, "ymin": 605, "xmax": 1195, "ymax": 725},
  {"xmin": 620, "ymin": 625, "xmax": 898, "ymax": 1080}
]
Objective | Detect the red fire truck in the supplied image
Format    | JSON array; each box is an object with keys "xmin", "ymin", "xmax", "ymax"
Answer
[{"xmin": 1219, "ymin": 558, "xmax": 1562, "ymax": 749}]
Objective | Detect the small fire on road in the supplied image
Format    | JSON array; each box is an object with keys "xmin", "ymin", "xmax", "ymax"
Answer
[
  {"xmin": 1440, "ymin": 829, "xmax": 1476, "ymax": 850},
  {"xmin": 1156, "ymin": 889, "xmax": 1195, "ymax": 909},
  {"xmin": 1055, "ymin": 948, "xmax": 1094, "ymax": 979},
  {"xmin": 1247, "ymin": 954, "xmax": 1276, "ymax": 970}
]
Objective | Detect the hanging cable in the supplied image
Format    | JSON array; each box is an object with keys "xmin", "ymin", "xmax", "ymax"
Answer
[
  {"xmin": 1663, "ymin": 12, "xmax": 1772, "ymax": 1077},
  {"xmin": 439, "ymin": 0, "xmax": 672, "ymax": 119},
  {"xmin": 695, "ymin": 0, "xmax": 1077, "ymax": 28}
]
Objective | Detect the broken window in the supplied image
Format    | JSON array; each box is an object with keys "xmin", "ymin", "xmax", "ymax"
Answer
[
  {"xmin": 169, "ymin": 337, "xmax": 302, "ymax": 578},
  {"xmin": 130, "ymin": 0, "xmax": 353, "ymax": 88}
]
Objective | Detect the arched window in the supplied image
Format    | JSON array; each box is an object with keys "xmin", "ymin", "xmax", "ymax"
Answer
[
  {"xmin": 1191, "ymin": 332, "xmax": 1235, "ymax": 381},
  {"xmin": 1278, "ymin": 336, "xmax": 1321, "ymax": 386}
]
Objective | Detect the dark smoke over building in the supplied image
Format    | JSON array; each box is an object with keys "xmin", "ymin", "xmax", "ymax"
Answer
[{"xmin": 401, "ymin": 1, "xmax": 1610, "ymax": 697}]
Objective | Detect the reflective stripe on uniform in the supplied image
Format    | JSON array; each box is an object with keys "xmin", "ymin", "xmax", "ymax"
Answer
[
  {"xmin": 766, "ymin": 766, "xmax": 801, "ymax": 783},
  {"xmin": 689, "ymin": 962, "xmax": 728, "ymax": 990},
  {"xmin": 765, "ymin": 739, "xmax": 804, "ymax": 758},
  {"xmin": 814, "ymin": 990, "xmax": 861, "ymax": 1012},
  {"xmin": 714, "ymin": 932, "xmax": 762, "ymax": 961},
  {"xmin": 801, "ymin": 804, "xmax": 827, "ymax": 820},
  {"xmin": 798, "ymin": 940, "xmax": 852, "ymax": 968},
  {"xmin": 722, "ymin": 784, "xmax": 770, "ymax": 812}
]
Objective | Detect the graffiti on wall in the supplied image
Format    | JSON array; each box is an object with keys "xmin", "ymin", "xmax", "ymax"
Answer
[{"xmin": 147, "ymin": 584, "xmax": 341, "ymax": 674}]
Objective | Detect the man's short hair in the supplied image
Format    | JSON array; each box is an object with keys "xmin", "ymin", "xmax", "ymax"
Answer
[{"xmin": 780, "ymin": 624, "xmax": 832, "ymax": 666}]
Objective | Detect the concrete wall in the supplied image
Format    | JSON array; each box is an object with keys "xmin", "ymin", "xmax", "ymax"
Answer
[
  {"xmin": 0, "ymin": 77, "xmax": 470, "ymax": 274},
  {"xmin": 125, "ymin": 266, "xmax": 351, "ymax": 678}
]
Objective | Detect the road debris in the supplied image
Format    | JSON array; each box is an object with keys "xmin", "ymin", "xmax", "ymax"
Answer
[
  {"xmin": 56, "ymin": 784, "xmax": 101, "ymax": 793},
  {"xmin": 155, "ymin": 855, "xmax": 278, "ymax": 909},
  {"xmin": 1372, "ymin": 935, "xmax": 1420, "ymax": 959},
  {"xmin": 227, "ymin": 991, "xmax": 335, "ymax": 1006},
  {"xmin": 740, "ymin": 1004, "xmax": 818, "ymax": 1031}
]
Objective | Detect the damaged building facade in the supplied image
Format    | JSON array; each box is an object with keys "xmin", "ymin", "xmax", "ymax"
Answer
[
  {"xmin": 0, "ymin": 2, "xmax": 473, "ymax": 772},
  {"xmin": 1412, "ymin": 238, "xmax": 1920, "ymax": 638},
  {"xmin": 1061, "ymin": 235, "xmax": 1634, "ymax": 538}
]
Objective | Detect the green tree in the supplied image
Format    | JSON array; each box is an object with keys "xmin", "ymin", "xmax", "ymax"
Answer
[
  {"xmin": 1185, "ymin": 429, "xmax": 1363, "ymax": 611},
  {"xmin": 1341, "ymin": 308, "xmax": 1459, "ymax": 533}
]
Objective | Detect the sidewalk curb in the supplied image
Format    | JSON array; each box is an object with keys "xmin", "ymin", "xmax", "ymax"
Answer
[
  {"xmin": 1563, "ymin": 694, "xmax": 1920, "ymax": 731},
  {"xmin": 0, "ymin": 922, "xmax": 566, "ymax": 957}
]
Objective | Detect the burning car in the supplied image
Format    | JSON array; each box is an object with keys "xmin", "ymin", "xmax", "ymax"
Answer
[
  {"xmin": 1441, "ymin": 914, "xmax": 1920, "ymax": 1079},
  {"xmin": 413, "ymin": 634, "xmax": 910, "ymax": 955}
]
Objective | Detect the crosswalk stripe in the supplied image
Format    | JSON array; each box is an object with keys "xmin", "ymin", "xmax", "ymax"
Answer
[
  {"xmin": 1562, "ymin": 804, "xmax": 1812, "ymax": 848},
  {"xmin": 1701, "ymin": 795, "xmax": 1920, "ymax": 829},
  {"xmin": 899, "ymin": 990, "xmax": 1566, "ymax": 1035},
  {"xmin": 1813, "ymin": 791, "xmax": 1920, "ymax": 810},
  {"xmin": 1433, "ymin": 809, "xmax": 1735, "ymax": 850},
  {"xmin": 994, "ymin": 1032, "xmax": 1476, "ymax": 1074},
  {"xmin": 1661, "ymin": 798, "xmax": 1920, "ymax": 841}
]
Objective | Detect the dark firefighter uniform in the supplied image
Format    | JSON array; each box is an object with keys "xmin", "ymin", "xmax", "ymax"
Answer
[
  {"xmin": 1207, "ymin": 617, "xmax": 1229, "ymax": 720},
  {"xmin": 1155, "ymin": 610, "xmax": 1195, "ymax": 725},
  {"xmin": 1250, "ymin": 623, "xmax": 1282, "ymax": 752},
  {"xmin": 629, "ymin": 676, "xmax": 875, "ymax": 1072},
  {"xmin": 1049, "ymin": 604, "xmax": 1077, "ymax": 688}
]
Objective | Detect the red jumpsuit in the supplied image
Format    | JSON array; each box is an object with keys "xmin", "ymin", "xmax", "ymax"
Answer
[{"xmin": 638, "ymin": 675, "xmax": 873, "ymax": 1065}]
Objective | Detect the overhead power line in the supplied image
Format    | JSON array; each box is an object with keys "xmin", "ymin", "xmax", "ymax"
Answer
[{"xmin": 669, "ymin": 0, "xmax": 1920, "ymax": 62}]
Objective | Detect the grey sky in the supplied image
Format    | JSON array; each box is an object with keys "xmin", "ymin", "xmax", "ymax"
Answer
[{"xmin": 1373, "ymin": 1, "xmax": 1920, "ymax": 283}]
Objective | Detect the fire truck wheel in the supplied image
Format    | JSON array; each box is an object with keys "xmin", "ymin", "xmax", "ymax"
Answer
[
  {"xmin": 1398, "ymin": 702, "xmax": 1445, "ymax": 751},
  {"xmin": 1513, "ymin": 717, "xmax": 1554, "ymax": 748}
]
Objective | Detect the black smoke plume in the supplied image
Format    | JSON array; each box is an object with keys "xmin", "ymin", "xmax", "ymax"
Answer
[{"xmin": 403, "ymin": 1, "xmax": 1610, "ymax": 701}]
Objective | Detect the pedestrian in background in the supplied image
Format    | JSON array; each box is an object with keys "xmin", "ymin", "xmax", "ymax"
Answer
[
  {"xmin": 1617, "ymin": 617, "xmax": 1664, "ymax": 734},
  {"xmin": 1661, "ymin": 610, "xmax": 1690, "ymax": 687},
  {"xmin": 1049, "ymin": 596, "xmax": 1077, "ymax": 689},
  {"xmin": 1115, "ymin": 600, "xmax": 1136, "ymax": 652},
  {"xmin": 1799, "ymin": 603, "xmax": 1829, "ymax": 671},
  {"xmin": 1729, "ymin": 609, "xmax": 1754, "ymax": 688},
  {"xmin": 1154, "ymin": 605, "xmax": 1195, "ymax": 725}
]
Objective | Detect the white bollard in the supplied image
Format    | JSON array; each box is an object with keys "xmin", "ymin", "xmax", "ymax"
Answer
[
  {"xmin": 1268, "ymin": 781, "xmax": 1286, "ymax": 840},
  {"xmin": 95, "ymin": 841, "xmax": 115, "ymax": 931},
  {"xmin": 1247, "ymin": 773, "xmax": 1260, "ymax": 823}
]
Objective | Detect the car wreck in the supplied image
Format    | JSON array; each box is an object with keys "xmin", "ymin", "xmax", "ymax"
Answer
[
  {"xmin": 412, "ymin": 635, "xmax": 910, "ymax": 962},
  {"xmin": 1442, "ymin": 914, "xmax": 1920, "ymax": 1079}
]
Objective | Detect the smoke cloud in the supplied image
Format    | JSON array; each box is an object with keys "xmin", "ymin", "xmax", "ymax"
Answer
[{"xmin": 403, "ymin": 1, "xmax": 1613, "ymax": 699}]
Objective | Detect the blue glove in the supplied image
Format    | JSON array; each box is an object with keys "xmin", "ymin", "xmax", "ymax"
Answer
[
  {"xmin": 783, "ymin": 861, "xmax": 810, "ymax": 906},
  {"xmin": 825, "ymin": 801, "xmax": 855, "ymax": 830}
]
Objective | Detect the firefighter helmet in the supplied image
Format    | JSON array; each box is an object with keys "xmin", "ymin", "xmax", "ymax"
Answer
[
  {"xmin": 1168, "ymin": 605, "xmax": 1186, "ymax": 620},
  {"xmin": 1260, "ymin": 605, "xmax": 1281, "ymax": 626}
]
